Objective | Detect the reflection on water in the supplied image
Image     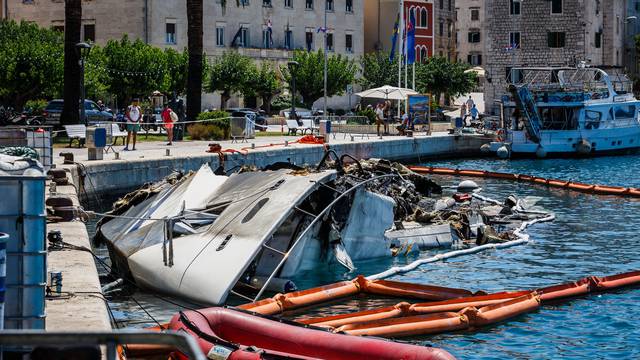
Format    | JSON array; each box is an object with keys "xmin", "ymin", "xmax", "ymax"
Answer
[{"xmin": 90, "ymin": 155, "xmax": 640, "ymax": 359}]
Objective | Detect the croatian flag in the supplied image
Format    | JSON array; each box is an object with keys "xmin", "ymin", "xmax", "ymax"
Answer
[{"xmin": 406, "ymin": 10, "xmax": 416, "ymax": 64}]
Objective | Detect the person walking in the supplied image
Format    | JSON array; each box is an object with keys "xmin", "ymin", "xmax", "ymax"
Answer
[
  {"xmin": 470, "ymin": 104, "xmax": 479, "ymax": 122},
  {"xmin": 124, "ymin": 98, "xmax": 141, "ymax": 151},
  {"xmin": 161, "ymin": 103, "xmax": 176, "ymax": 146},
  {"xmin": 466, "ymin": 95, "xmax": 475, "ymax": 110},
  {"xmin": 375, "ymin": 103, "xmax": 385, "ymax": 136}
]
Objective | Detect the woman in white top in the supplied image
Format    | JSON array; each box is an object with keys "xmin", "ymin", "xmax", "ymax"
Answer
[{"xmin": 124, "ymin": 98, "xmax": 142, "ymax": 151}]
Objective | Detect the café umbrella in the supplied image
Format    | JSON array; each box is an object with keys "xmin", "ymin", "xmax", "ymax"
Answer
[{"xmin": 355, "ymin": 85, "xmax": 418, "ymax": 101}]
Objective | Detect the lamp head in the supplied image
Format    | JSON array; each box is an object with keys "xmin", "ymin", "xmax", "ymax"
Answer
[
  {"xmin": 287, "ymin": 60, "xmax": 300, "ymax": 73},
  {"xmin": 75, "ymin": 42, "xmax": 92, "ymax": 58}
]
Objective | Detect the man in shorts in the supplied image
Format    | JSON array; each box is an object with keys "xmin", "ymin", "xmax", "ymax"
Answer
[
  {"xmin": 375, "ymin": 103, "xmax": 385, "ymax": 136},
  {"xmin": 124, "ymin": 98, "xmax": 141, "ymax": 151}
]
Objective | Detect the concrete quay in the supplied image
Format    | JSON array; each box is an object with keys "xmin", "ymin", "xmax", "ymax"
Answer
[
  {"xmin": 59, "ymin": 132, "xmax": 489, "ymax": 199},
  {"xmin": 45, "ymin": 170, "xmax": 111, "ymax": 331}
]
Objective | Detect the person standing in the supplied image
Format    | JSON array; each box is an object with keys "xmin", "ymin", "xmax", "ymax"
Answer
[
  {"xmin": 460, "ymin": 103, "xmax": 467, "ymax": 121},
  {"xmin": 383, "ymin": 100, "xmax": 392, "ymax": 135},
  {"xmin": 124, "ymin": 98, "xmax": 141, "ymax": 151},
  {"xmin": 466, "ymin": 95, "xmax": 475, "ymax": 110},
  {"xmin": 375, "ymin": 103, "xmax": 384, "ymax": 136},
  {"xmin": 161, "ymin": 104, "xmax": 176, "ymax": 146},
  {"xmin": 470, "ymin": 104, "xmax": 479, "ymax": 122}
]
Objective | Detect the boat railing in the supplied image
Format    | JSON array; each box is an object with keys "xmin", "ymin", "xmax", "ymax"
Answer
[{"xmin": 0, "ymin": 330, "xmax": 206, "ymax": 360}]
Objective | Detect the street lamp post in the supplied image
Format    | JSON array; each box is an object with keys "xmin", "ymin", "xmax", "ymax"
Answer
[
  {"xmin": 76, "ymin": 42, "xmax": 92, "ymax": 125},
  {"xmin": 624, "ymin": 16, "xmax": 638, "ymax": 75},
  {"xmin": 288, "ymin": 60, "xmax": 299, "ymax": 122}
]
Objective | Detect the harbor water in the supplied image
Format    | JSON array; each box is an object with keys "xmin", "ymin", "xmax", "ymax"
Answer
[{"xmin": 90, "ymin": 155, "xmax": 640, "ymax": 359}]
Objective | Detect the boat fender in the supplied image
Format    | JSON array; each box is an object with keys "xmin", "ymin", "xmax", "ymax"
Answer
[
  {"xmin": 576, "ymin": 139, "xmax": 591, "ymax": 154},
  {"xmin": 496, "ymin": 145, "xmax": 510, "ymax": 159},
  {"xmin": 480, "ymin": 143, "xmax": 491, "ymax": 153},
  {"xmin": 457, "ymin": 180, "xmax": 479, "ymax": 192}
]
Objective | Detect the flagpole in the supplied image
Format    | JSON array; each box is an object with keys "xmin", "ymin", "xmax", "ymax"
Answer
[
  {"xmin": 323, "ymin": 0, "xmax": 328, "ymax": 121},
  {"xmin": 412, "ymin": 63, "xmax": 415, "ymax": 90}
]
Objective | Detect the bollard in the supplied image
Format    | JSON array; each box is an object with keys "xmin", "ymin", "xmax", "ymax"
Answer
[
  {"xmin": 251, "ymin": 143, "xmax": 256, "ymax": 149},
  {"xmin": 49, "ymin": 182, "xmax": 57, "ymax": 194},
  {"xmin": 114, "ymin": 152, "xmax": 120, "ymax": 160},
  {"xmin": 350, "ymin": 136, "xmax": 354, "ymax": 142},
  {"xmin": 0, "ymin": 232, "xmax": 7, "ymax": 330},
  {"xmin": 48, "ymin": 270, "xmax": 62, "ymax": 294},
  {"xmin": 284, "ymin": 140, "xmax": 289, "ymax": 147},
  {"xmin": 166, "ymin": 149, "xmax": 171, "ymax": 157}
]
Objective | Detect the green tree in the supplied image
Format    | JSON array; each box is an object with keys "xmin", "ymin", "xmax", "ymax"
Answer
[
  {"xmin": 61, "ymin": 0, "xmax": 82, "ymax": 124},
  {"xmin": 163, "ymin": 48, "xmax": 189, "ymax": 97},
  {"xmin": 206, "ymin": 51, "xmax": 255, "ymax": 109},
  {"xmin": 0, "ymin": 20, "xmax": 64, "ymax": 110},
  {"xmin": 245, "ymin": 62, "xmax": 282, "ymax": 114},
  {"xmin": 415, "ymin": 57, "xmax": 476, "ymax": 104},
  {"xmin": 359, "ymin": 51, "xmax": 399, "ymax": 89},
  {"xmin": 101, "ymin": 36, "xmax": 167, "ymax": 105},
  {"xmin": 281, "ymin": 50, "xmax": 357, "ymax": 109}
]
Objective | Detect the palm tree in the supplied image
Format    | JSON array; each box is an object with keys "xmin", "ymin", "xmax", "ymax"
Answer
[
  {"xmin": 186, "ymin": 0, "xmax": 203, "ymax": 122},
  {"xmin": 61, "ymin": 0, "xmax": 82, "ymax": 125}
]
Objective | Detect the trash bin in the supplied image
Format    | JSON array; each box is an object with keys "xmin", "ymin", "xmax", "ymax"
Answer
[
  {"xmin": 86, "ymin": 127, "xmax": 106, "ymax": 161},
  {"xmin": 319, "ymin": 120, "xmax": 332, "ymax": 143},
  {"xmin": 454, "ymin": 117, "xmax": 463, "ymax": 129}
]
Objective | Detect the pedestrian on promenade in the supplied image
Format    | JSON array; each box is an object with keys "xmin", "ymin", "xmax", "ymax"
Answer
[
  {"xmin": 124, "ymin": 98, "xmax": 141, "ymax": 151},
  {"xmin": 375, "ymin": 103, "xmax": 385, "ymax": 136},
  {"xmin": 161, "ymin": 103, "xmax": 176, "ymax": 146},
  {"xmin": 470, "ymin": 104, "xmax": 479, "ymax": 122},
  {"xmin": 460, "ymin": 102, "xmax": 467, "ymax": 122},
  {"xmin": 383, "ymin": 100, "xmax": 392, "ymax": 135},
  {"xmin": 466, "ymin": 95, "xmax": 475, "ymax": 110}
]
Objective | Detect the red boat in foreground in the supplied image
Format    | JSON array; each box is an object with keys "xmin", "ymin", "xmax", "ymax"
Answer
[{"xmin": 167, "ymin": 307, "xmax": 455, "ymax": 360}]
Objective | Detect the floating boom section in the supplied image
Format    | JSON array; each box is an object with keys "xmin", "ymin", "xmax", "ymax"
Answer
[{"xmin": 509, "ymin": 84, "xmax": 542, "ymax": 143}]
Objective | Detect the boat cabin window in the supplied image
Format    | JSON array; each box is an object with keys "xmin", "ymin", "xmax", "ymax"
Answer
[
  {"xmin": 614, "ymin": 105, "xmax": 636, "ymax": 121},
  {"xmin": 538, "ymin": 107, "xmax": 579, "ymax": 130},
  {"xmin": 584, "ymin": 110, "xmax": 602, "ymax": 130}
]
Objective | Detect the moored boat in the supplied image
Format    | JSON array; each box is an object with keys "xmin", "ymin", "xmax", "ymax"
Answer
[{"xmin": 486, "ymin": 66, "xmax": 640, "ymax": 158}]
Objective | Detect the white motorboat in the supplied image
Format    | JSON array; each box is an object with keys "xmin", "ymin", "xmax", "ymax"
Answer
[{"xmin": 487, "ymin": 66, "xmax": 640, "ymax": 157}]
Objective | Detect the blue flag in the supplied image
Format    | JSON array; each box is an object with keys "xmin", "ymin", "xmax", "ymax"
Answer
[
  {"xmin": 389, "ymin": 13, "xmax": 400, "ymax": 62},
  {"xmin": 406, "ymin": 11, "xmax": 416, "ymax": 64}
]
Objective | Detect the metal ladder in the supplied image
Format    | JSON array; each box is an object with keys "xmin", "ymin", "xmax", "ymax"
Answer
[{"xmin": 509, "ymin": 84, "xmax": 542, "ymax": 143}]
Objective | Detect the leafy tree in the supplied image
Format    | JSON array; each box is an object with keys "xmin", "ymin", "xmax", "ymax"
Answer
[
  {"xmin": 245, "ymin": 62, "xmax": 282, "ymax": 114},
  {"xmin": 101, "ymin": 36, "xmax": 167, "ymax": 105},
  {"xmin": 415, "ymin": 57, "xmax": 476, "ymax": 104},
  {"xmin": 281, "ymin": 50, "xmax": 357, "ymax": 109},
  {"xmin": 186, "ymin": 0, "xmax": 203, "ymax": 121},
  {"xmin": 206, "ymin": 51, "xmax": 255, "ymax": 109},
  {"xmin": 62, "ymin": 0, "xmax": 82, "ymax": 124},
  {"xmin": 0, "ymin": 20, "xmax": 64, "ymax": 110},
  {"xmin": 359, "ymin": 51, "xmax": 399, "ymax": 89},
  {"xmin": 163, "ymin": 48, "xmax": 189, "ymax": 97}
]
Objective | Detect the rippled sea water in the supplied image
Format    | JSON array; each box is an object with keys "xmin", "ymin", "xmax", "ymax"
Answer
[{"xmin": 92, "ymin": 155, "xmax": 640, "ymax": 359}]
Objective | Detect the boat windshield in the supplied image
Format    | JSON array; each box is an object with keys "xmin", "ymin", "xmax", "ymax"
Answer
[{"xmin": 537, "ymin": 107, "xmax": 580, "ymax": 130}]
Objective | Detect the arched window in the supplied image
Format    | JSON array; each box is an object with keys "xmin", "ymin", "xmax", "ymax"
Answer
[
  {"xmin": 421, "ymin": 8, "xmax": 428, "ymax": 28},
  {"xmin": 420, "ymin": 47, "xmax": 428, "ymax": 62}
]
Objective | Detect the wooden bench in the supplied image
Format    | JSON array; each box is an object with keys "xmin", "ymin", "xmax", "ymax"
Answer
[
  {"xmin": 301, "ymin": 119, "xmax": 319, "ymax": 135},
  {"xmin": 64, "ymin": 124, "xmax": 86, "ymax": 148}
]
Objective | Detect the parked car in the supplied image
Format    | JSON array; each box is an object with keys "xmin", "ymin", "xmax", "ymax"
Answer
[{"xmin": 43, "ymin": 99, "xmax": 115, "ymax": 126}]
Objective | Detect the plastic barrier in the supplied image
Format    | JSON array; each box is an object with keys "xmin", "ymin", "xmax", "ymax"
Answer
[{"xmin": 408, "ymin": 165, "xmax": 640, "ymax": 197}]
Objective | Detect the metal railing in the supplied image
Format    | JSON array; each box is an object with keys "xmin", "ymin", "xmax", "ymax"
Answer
[{"xmin": 0, "ymin": 330, "xmax": 206, "ymax": 360}]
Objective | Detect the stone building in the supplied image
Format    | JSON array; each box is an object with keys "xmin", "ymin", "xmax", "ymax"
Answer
[
  {"xmin": 364, "ymin": 0, "xmax": 454, "ymax": 60},
  {"xmin": 624, "ymin": 0, "xmax": 640, "ymax": 77},
  {"xmin": 454, "ymin": 0, "xmax": 485, "ymax": 66},
  {"xmin": 3, "ymin": 0, "xmax": 364, "ymax": 109},
  {"xmin": 484, "ymin": 0, "xmax": 626, "ymax": 114}
]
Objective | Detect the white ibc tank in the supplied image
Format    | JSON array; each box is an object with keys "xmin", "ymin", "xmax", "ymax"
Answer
[{"xmin": 0, "ymin": 155, "xmax": 46, "ymax": 329}]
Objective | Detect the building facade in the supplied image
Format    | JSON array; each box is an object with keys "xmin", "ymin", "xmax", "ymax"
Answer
[
  {"xmin": 623, "ymin": 0, "xmax": 639, "ymax": 77},
  {"xmin": 484, "ymin": 0, "xmax": 626, "ymax": 114},
  {"xmin": 4, "ymin": 0, "xmax": 364, "ymax": 109},
  {"xmin": 455, "ymin": 0, "xmax": 485, "ymax": 66},
  {"xmin": 364, "ymin": 0, "xmax": 452, "ymax": 60}
]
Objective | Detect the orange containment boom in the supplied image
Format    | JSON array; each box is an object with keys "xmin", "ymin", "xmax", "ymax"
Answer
[
  {"xmin": 237, "ymin": 270, "xmax": 640, "ymax": 339},
  {"xmin": 408, "ymin": 165, "xmax": 640, "ymax": 197}
]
